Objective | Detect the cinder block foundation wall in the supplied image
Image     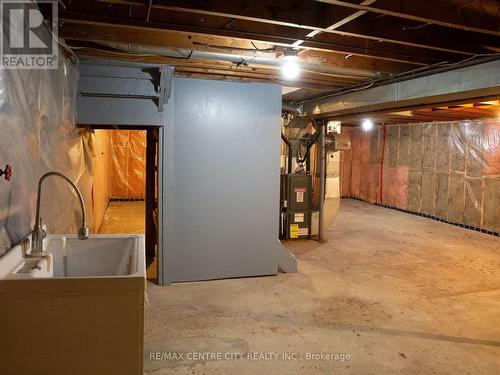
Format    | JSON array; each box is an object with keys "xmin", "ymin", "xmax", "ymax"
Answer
[{"xmin": 341, "ymin": 120, "xmax": 500, "ymax": 233}]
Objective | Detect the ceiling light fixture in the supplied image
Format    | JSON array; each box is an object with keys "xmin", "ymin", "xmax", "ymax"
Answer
[
  {"xmin": 281, "ymin": 50, "xmax": 301, "ymax": 80},
  {"xmin": 282, "ymin": 60, "xmax": 301, "ymax": 80},
  {"xmin": 361, "ymin": 118, "xmax": 374, "ymax": 131},
  {"xmin": 283, "ymin": 49, "xmax": 299, "ymax": 60}
]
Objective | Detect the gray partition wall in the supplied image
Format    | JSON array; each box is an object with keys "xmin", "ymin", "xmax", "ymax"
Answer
[
  {"xmin": 76, "ymin": 60, "xmax": 172, "ymax": 126},
  {"xmin": 161, "ymin": 77, "xmax": 296, "ymax": 283}
]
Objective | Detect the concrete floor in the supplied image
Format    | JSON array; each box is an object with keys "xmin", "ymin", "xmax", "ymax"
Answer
[{"xmin": 143, "ymin": 199, "xmax": 500, "ymax": 375}]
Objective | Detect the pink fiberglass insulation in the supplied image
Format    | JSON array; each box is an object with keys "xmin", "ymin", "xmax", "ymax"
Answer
[
  {"xmin": 359, "ymin": 163, "xmax": 371, "ymax": 201},
  {"xmin": 351, "ymin": 161, "xmax": 361, "ymax": 198},
  {"xmin": 351, "ymin": 131, "xmax": 362, "ymax": 162},
  {"xmin": 484, "ymin": 121, "xmax": 500, "ymax": 176},
  {"xmin": 386, "ymin": 168, "xmax": 398, "ymax": 207},
  {"xmin": 360, "ymin": 132, "xmax": 371, "ymax": 164},
  {"xmin": 395, "ymin": 166, "xmax": 409, "ymax": 209},
  {"xmin": 341, "ymin": 156, "xmax": 352, "ymax": 197},
  {"xmin": 341, "ymin": 119, "xmax": 500, "ymax": 233},
  {"xmin": 367, "ymin": 165, "xmax": 379, "ymax": 204}
]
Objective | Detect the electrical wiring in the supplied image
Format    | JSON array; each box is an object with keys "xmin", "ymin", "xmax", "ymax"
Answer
[
  {"xmin": 441, "ymin": 53, "xmax": 500, "ymax": 67},
  {"xmin": 297, "ymin": 81, "xmax": 375, "ymax": 104},
  {"xmin": 192, "ymin": 41, "xmax": 276, "ymax": 53},
  {"xmin": 251, "ymin": 41, "xmax": 277, "ymax": 53},
  {"xmin": 458, "ymin": 0, "xmax": 477, "ymax": 11}
]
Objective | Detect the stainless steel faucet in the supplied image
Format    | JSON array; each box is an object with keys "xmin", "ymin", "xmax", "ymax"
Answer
[{"xmin": 31, "ymin": 172, "xmax": 90, "ymax": 254}]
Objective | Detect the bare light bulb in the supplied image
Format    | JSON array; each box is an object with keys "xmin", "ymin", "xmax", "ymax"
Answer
[
  {"xmin": 282, "ymin": 60, "xmax": 300, "ymax": 80},
  {"xmin": 362, "ymin": 119, "xmax": 374, "ymax": 131}
]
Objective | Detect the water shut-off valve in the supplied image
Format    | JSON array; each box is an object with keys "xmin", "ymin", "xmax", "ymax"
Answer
[{"xmin": 0, "ymin": 165, "xmax": 12, "ymax": 181}]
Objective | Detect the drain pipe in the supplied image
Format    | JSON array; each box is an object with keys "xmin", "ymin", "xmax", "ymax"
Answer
[
  {"xmin": 98, "ymin": 42, "xmax": 380, "ymax": 79},
  {"xmin": 318, "ymin": 121, "xmax": 326, "ymax": 242},
  {"xmin": 281, "ymin": 133, "xmax": 293, "ymax": 174}
]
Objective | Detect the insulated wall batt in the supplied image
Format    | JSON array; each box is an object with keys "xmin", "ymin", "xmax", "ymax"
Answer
[
  {"xmin": 110, "ymin": 130, "xmax": 146, "ymax": 199},
  {"xmin": 342, "ymin": 119, "xmax": 500, "ymax": 233}
]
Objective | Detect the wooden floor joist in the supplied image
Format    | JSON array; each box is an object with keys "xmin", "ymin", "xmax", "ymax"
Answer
[{"xmin": 51, "ymin": 0, "xmax": 500, "ymax": 99}]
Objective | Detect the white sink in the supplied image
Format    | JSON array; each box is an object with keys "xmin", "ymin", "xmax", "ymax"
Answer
[
  {"xmin": 46, "ymin": 234, "xmax": 145, "ymax": 278},
  {"xmin": 0, "ymin": 245, "xmax": 53, "ymax": 279},
  {"xmin": 0, "ymin": 234, "xmax": 145, "ymax": 279},
  {"xmin": 0, "ymin": 233, "xmax": 146, "ymax": 375}
]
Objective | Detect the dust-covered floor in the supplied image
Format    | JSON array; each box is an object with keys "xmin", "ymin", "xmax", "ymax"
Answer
[
  {"xmin": 144, "ymin": 199, "xmax": 500, "ymax": 374},
  {"xmin": 98, "ymin": 201, "xmax": 145, "ymax": 235}
]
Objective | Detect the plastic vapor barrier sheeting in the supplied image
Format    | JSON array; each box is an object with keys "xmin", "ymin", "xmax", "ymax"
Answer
[
  {"xmin": 0, "ymin": 57, "xmax": 95, "ymax": 255},
  {"xmin": 110, "ymin": 130, "xmax": 146, "ymax": 200},
  {"xmin": 341, "ymin": 120, "xmax": 500, "ymax": 233}
]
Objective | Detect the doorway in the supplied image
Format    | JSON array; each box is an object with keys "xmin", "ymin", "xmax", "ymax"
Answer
[{"xmin": 90, "ymin": 126, "xmax": 159, "ymax": 282}]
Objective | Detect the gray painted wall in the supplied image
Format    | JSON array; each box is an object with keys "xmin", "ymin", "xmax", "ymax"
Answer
[
  {"xmin": 76, "ymin": 61, "xmax": 171, "ymax": 126},
  {"xmin": 162, "ymin": 77, "xmax": 295, "ymax": 283}
]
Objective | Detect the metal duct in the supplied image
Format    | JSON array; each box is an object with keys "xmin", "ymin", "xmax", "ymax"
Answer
[
  {"xmin": 99, "ymin": 42, "xmax": 380, "ymax": 79},
  {"xmin": 282, "ymin": 103, "xmax": 303, "ymax": 114},
  {"xmin": 325, "ymin": 133, "xmax": 351, "ymax": 151}
]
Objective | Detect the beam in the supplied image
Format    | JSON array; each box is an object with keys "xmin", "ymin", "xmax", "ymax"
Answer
[
  {"xmin": 60, "ymin": 23, "xmax": 278, "ymax": 58},
  {"xmin": 303, "ymin": 0, "xmax": 377, "ymax": 40},
  {"xmin": 59, "ymin": 14, "xmax": 430, "ymax": 68},
  {"xmin": 326, "ymin": 13, "xmax": 494, "ymax": 57},
  {"xmin": 173, "ymin": 66, "xmax": 352, "ymax": 88},
  {"xmin": 304, "ymin": 59, "xmax": 500, "ymax": 118},
  {"xmin": 75, "ymin": 49, "xmax": 356, "ymax": 90},
  {"xmin": 82, "ymin": 39, "xmax": 378, "ymax": 78},
  {"xmin": 333, "ymin": 101, "xmax": 500, "ymax": 125},
  {"xmin": 316, "ymin": 0, "xmax": 500, "ymax": 36},
  {"xmin": 174, "ymin": 71, "xmax": 344, "ymax": 91},
  {"xmin": 91, "ymin": 0, "xmax": 479, "ymax": 56}
]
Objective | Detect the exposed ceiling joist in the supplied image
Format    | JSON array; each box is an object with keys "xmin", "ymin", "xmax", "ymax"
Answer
[
  {"xmin": 59, "ymin": 14, "xmax": 432, "ymax": 68},
  {"xmin": 310, "ymin": 0, "xmax": 377, "ymax": 35},
  {"xmin": 173, "ymin": 67, "xmax": 346, "ymax": 88},
  {"xmin": 55, "ymin": 1, "xmax": 500, "ymax": 100},
  {"xmin": 292, "ymin": 0, "xmax": 377, "ymax": 46},
  {"xmin": 92, "ymin": 0, "xmax": 481, "ymax": 56},
  {"xmin": 336, "ymin": 97, "xmax": 500, "ymax": 126},
  {"xmin": 316, "ymin": 0, "xmax": 500, "ymax": 36},
  {"xmin": 74, "ymin": 49, "xmax": 354, "ymax": 91}
]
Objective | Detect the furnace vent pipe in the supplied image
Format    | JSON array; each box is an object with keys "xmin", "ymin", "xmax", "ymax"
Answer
[
  {"xmin": 282, "ymin": 103, "xmax": 303, "ymax": 114},
  {"xmin": 99, "ymin": 42, "xmax": 380, "ymax": 79},
  {"xmin": 281, "ymin": 133, "xmax": 293, "ymax": 174}
]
